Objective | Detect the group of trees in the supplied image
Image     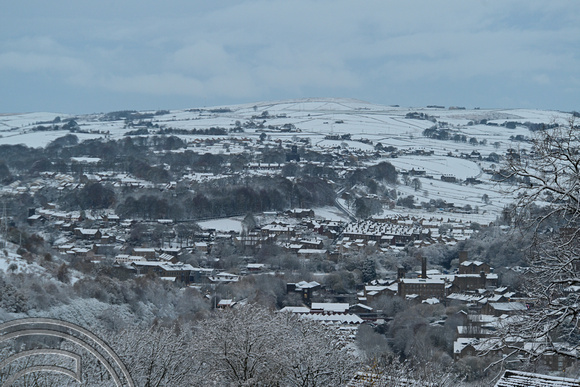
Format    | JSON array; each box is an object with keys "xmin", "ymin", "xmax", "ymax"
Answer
[
  {"xmin": 1, "ymin": 299, "xmax": 491, "ymax": 386},
  {"xmin": 115, "ymin": 175, "xmax": 335, "ymax": 221},
  {"xmin": 347, "ymin": 161, "xmax": 398, "ymax": 187},
  {"xmin": 190, "ymin": 305, "xmax": 358, "ymax": 386}
]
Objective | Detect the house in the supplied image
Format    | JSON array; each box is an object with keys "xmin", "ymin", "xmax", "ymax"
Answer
[
  {"xmin": 454, "ymin": 337, "xmax": 480, "ymax": 360},
  {"xmin": 261, "ymin": 223, "xmax": 296, "ymax": 239},
  {"xmin": 246, "ymin": 263, "xmax": 266, "ymax": 272},
  {"xmin": 158, "ymin": 253, "xmax": 178, "ymax": 263},
  {"xmin": 280, "ymin": 306, "xmax": 310, "ymax": 314},
  {"xmin": 92, "ymin": 244, "xmax": 116, "ymax": 256},
  {"xmin": 451, "ymin": 274, "xmax": 487, "ymax": 292},
  {"xmin": 114, "ymin": 255, "xmax": 145, "ymax": 264},
  {"xmin": 217, "ymin": 299, "xmax": 236, "ymax": 309},
  {"xmin": 297, "ymin": 248, "xmax": 328, "ymax": 259},
  {"xmin": 189, "ymin": 267, "xmax": 215, "ymax": 283},
  {"xmin": 132, "ymin": 247, "xmax": 157, "ymax": 260},
  {"xmin": 349, "ymin": 304, "xmax": 379, "ymax": 321},
  {"xmin": 130, "ymin": 261, "xmax": 194, "ymax": 284},
  {"xmin": 482, "ymin": 302, "xmax": 527, "ymax": 317},
  {"xmin": 287, "ymin": 281, "xmax": 321, "ymax": 306},
  {"xmin": 398, "ymin": 278, "xmax": 445, "ymax": 300},
  {"xmin": 161, "ymin": 247, "xmax": 181, "ymax": 257},
  {"xmin": 459, "ymin": 260, "xmax": 491, "ymax": 275},
  {"xmin": 310, "ymin": 302, "xmax": 350, "ymax": 314},
  {"xmin": 286, "ymin": 208, "xmax": 314, "ymax": 218},
  {"xmin": 363, "ymin": 284, "xmax": 395, "ymax": 302},
  {"xmin": 74, "ymin": 228, "xmax": 102, "ymax": 240},
  {"xmin": 208, "ymin": 272, "xmax": 239, "ymax": 283},
  {"xmin": 193, "ymin": 241, "xmax": 210, "ymax": 253},
  {"xmin": 27, "ymin": 214, "xmax": 47, "ymax": 225}
]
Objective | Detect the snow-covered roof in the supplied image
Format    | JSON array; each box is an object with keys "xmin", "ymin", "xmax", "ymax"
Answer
[
  {"xmin": 295, "ymin": 281, "xmax": 320, "ymax": 289},
  {"xmin": 75, "ymin": 228, "xmax": 100, "ymax": 235},
  {"xmin": 489, "ymin": 302, "xmax": 527, "ymax": 312},
  {"xmin": 353, "ymin": 303, "xmax": 373, "ymax": 311},
  {"xmin": 71, "ymin": 157, "xmax": 101, "ymax": 163},
  {"xmin": 400, "ymin": 278, "xmax": 445, "ymax": 284},
  {"xmin": 310, "ymin": 302, "xmax": 350, "ymax": 313},
  {"xmin": 454, "ymin": 337, "xmax": 479, "ymax": 354},
  {"xmin": 301, "ymin": 313, "xmax": 363, "ymax": 324},
  {"xmin": 297, "ymin": 249, "xmax": 327, "ymax": 254},
  {"xmin": 495, "ymin": 370, "xmax": 579, "ymax": 387},
  {"xmin": 460, "ymin": 260, "xmax": 487, "ymax": 266},
  {"xmin": 280, "ymin": 306, "xmax": 310, "ymax": 314},
  {"xmin": 247, "ymin": 263, "xmax": 266, "ymax": 269}
]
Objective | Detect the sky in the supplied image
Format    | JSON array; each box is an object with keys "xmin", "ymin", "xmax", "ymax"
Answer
[{"xmin": 1, "ymin": 1, "xmax": 579, "ymax": 114}]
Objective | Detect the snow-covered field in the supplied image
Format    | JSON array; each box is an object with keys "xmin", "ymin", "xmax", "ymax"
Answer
[
  {"xmin": 198, "ymin": 218, "xmax": 243, "ymax": 233},
  {"xmin": 1, "ymin": 98, "xmax": 571, "ymax": 222}
]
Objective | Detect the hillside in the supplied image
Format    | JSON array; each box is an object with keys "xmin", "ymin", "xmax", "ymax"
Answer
[{"xmin": 0, "ymin": 98, "xmax": 570, "ymax": 224}]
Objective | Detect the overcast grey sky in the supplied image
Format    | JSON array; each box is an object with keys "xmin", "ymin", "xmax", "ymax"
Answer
[{"xmin": 1, "ymin": 1, "xmax": 579, "ymax": 114}]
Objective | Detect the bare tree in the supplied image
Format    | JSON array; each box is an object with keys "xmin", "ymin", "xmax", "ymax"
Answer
[
  {"xmin": 491, "ymin": 117, "xmax": 580, "ymax": 362},
  {"xmin": 192, "ymin": 304, "xmax": 359, "ymax": 386},
  {"xmin": 111, "ymin": 323, "xmax": 201, "ymax": 387},
  {"xmin": 411, "ymin": 177, "xmax": 422, "ymax": 192}
]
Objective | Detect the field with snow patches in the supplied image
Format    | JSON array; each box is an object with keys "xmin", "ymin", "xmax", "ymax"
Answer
[
  {"xmin": 197, "ymin": 218, "xmax": 244, "ymax": 233},
  {"xmin": 0, "ymin": 98, "xmax": 571, "ymax": 223}
]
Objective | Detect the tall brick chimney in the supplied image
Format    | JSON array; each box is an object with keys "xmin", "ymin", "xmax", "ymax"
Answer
[
  {"xmin": 397, "ymin": 266, "xmax": 406, "ymax": 280},
  {"xmin": 459, "ymin": 250, "xmax": 468, "ymax": 265}
]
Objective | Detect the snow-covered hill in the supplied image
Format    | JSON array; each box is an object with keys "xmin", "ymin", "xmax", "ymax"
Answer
[{"xmin": 0, "ymin": 98, "xmax": 573, "ymax": 223}]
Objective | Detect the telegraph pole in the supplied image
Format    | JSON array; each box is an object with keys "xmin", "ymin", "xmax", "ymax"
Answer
[{"xmin": 1, "ymin": 200, "xmax": 7, "ymax": 248}]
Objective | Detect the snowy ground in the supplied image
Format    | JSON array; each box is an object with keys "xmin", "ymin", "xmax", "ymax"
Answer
[
  {"xmin": 0, "ymin": 241, "xmax": 47, "ymax": 276},
  {"xmin": 197, "ymin": 218, "xmax": 243, "ymax": 233}
]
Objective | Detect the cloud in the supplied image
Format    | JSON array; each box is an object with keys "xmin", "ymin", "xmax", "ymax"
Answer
[
  {"xmin": 100, "ymin": 72, "xmax": 261, "ymax": 100},
  {"xmin": 169, "ymin": 42, "xmax": 232, "ymax": 77},
  {"xmin": 1, "ymin": 0, "xmax": 579, "ymax": 111},
  {"xmin": 532, "ymin": 74, "xmax": 550, "ymax": 85},
  {"xmin": 102, "ymin": 73, "xmax": 205, "ymax": 96},
  {"xmin": 0, "ymin": 51, "xmax": 91, "ymax": 78}
]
